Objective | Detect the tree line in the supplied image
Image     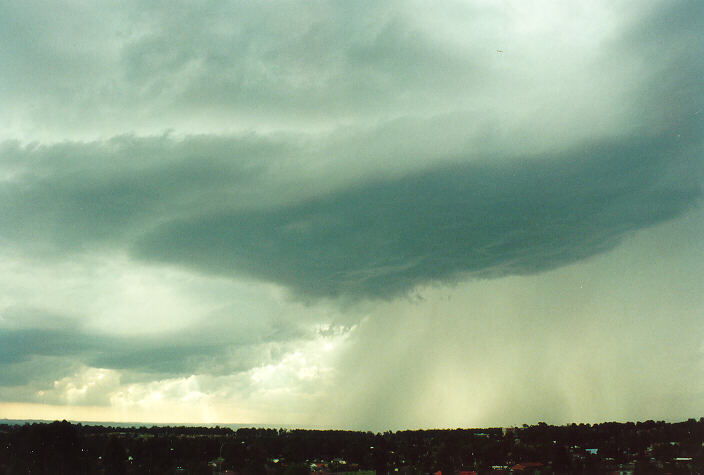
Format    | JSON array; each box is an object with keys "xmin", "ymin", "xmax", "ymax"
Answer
[{"xmin": 0, "ymin": 418, "xmax": 702, "ymax": 474}]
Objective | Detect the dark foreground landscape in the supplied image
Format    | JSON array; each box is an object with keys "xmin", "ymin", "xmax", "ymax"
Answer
[{"xmin": 1, "ymin": 419, "xmax": 703, "ymax": 474}]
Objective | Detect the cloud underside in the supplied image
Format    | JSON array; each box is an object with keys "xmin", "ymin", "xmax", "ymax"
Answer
[
  {"xmin": 0, "ymin": 0, "xmax": 701, "ymax": 301},
  {"xmin": 0, "ymin": 326, "xmax": 269, "ymax": 384},
  {"xmin": 1, "ymin": 118, "xmax": 701, "ymax": 301},
  {"xmin": 0, "ymin": 308, "xmax": 318, "ymax": 410},
  {"xmin": 135, "ymin": 132, "xmax": 700, "ymax": 299}
]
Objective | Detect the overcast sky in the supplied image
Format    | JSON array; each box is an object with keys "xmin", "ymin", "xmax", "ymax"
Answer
[{"xmin": 0, "ymin": 0, "xmax": 702, "ymax": 431}]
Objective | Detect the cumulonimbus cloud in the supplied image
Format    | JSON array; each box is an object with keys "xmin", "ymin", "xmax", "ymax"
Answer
[
  {"xmin": 134, "ymin": 122, "xmax": 702, "ymax": 300},
  {"xmin": 1, "ymin": 114, "xmax": 701, "ymax": 301}
]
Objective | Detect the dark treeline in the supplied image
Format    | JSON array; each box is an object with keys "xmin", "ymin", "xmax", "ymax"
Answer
[{"xmin": 0, "ymin": 419, "xmax": 703, "ymax": 474}]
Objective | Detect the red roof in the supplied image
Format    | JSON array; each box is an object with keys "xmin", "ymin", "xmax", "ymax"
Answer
[{"xmin": 512, "ymin": 462, "xmax": 543, "ymax": 471}]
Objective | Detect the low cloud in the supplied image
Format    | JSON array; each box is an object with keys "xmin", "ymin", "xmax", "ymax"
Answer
[
  {"xmin": 1, "ymin": 113, "xmax": 701, "ymax": 302},
  {"xmin": 135, "ymin": 124, "xmax": 702, "ymax": 299},
  {"xmin": 0, "ymin": 305, "xmax": 315, "ymax": 406}
]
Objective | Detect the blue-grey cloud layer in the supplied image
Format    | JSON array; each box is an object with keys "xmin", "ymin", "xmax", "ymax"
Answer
[
  {"xmin": 0, "ymin": 306, "xmax": 307, "ymax": 398},
  {"xmin": 1, "ymin": 116, "xmax": 701, "ymax": 301},
  {"xmin": 0, "ymin": 1, "xmax": 700, "ymax": 300},
  {"xmin": 135, "ymin": 124, "xmax": 702, "ymax": 299}
]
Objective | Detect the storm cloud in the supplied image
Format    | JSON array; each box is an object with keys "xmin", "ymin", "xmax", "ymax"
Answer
[
  {"xmin": 0, "ymin": 0, "xmax": 702, "ymax": 427},
  {"xmin": 135, "ymin": 125, "xmax": 702, "ymax": 299},
  {"xmin": 1, "ymin": 111, "xmax": 701, "ymax": 301}
]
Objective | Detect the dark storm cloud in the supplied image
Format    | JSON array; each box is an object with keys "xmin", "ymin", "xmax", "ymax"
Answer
[
  {"xmin": 86, "ymin": 310, "xmax": 306, "ymax": 377},
  {"xmin": 0, "ymin": 322, "xmax": 179, "ymax": 382},
  {"xmin": 134, "ymin": 123, "xmax": 703, "ymax": 299},
  {"xmin": 0, "ymin": 328, "xmax": 92, "ymax": 365},
  {"xmin": 1, "ymin": 119, "xmax": 701, "ymax": 301},
  {"xmin": 0, "ymin": 357, "xmax": 79, "ymax": 389},
  {"xmin": 0, "ymin": 321, "xmax": 95, "ymax": 392},
  {"xmin": 623, "ymin": 1, "xmax": 704, "ymax": 127},
  {"xmin": 0, "ymin": 308, "xmax": 93, "ymax": 368},
  {"xmin": 0, "ymin": 306, "xmax": 307, "ymax": 395},
  {"xmin": 129, "ymin": 0, "xmax": 703, "ymax": 300},
  {"xmin": 0, "ymin": 134, "xmax": 279, "ymax": 252},
  {"xmin": 1, "ymin": 0, "xmax": 699, "ymax": 302}
]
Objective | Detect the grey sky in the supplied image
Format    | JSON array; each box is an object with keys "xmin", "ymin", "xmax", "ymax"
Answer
[{"xmin": 0, "ymin": 0, "xmax": 702, "ymax": 429}]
